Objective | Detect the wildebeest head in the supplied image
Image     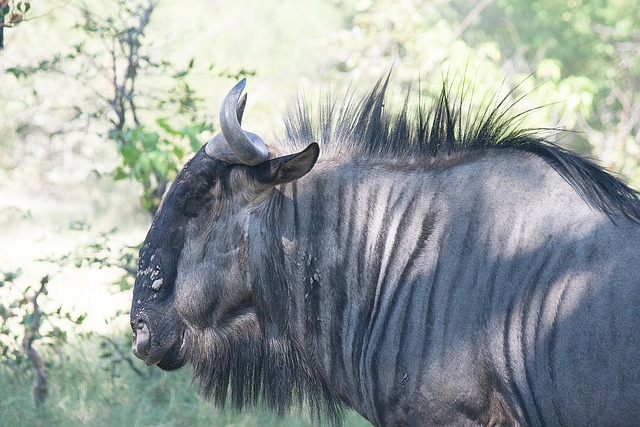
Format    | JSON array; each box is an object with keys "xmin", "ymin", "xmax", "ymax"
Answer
[{"xmin": 130, "ymin": 79, "xmax": 319, "ymax": 373}]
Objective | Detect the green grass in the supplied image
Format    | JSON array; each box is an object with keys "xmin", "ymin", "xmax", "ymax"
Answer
[{"xmin": 0, "ymin": 338, "xmax": 371, "ymax": 426}]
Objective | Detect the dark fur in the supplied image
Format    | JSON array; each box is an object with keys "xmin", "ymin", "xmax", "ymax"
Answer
[{"xmin": 183, "ymin": 310, "xmax": 343, "ymax": 423}]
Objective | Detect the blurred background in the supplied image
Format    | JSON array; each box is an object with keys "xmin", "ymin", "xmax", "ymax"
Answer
[{"xmin": 1, "ymin": 0, "xmax": 639, "ymax": 425}]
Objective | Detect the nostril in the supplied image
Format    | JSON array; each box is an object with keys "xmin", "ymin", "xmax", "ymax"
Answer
[{"xmin": 132, "ymin": 320, "xmax": 150, "ymax": 360}]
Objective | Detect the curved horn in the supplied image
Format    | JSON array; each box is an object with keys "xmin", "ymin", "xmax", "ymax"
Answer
[{"xmin": 216, "ymin": 79, "xmax": 269, "ymax": 165}]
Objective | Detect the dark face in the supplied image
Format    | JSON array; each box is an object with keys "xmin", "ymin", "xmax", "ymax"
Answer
[
  {"xmin": 130, "ymin": 146, "xmax": 226, "ymax": 370},
  {"xmin": 130, "ymin": 140, "xmax": 319, "ymax": 371},
  {"xmin": 129, "ymin": 77, "xmax": 321, "ymax": 377}
]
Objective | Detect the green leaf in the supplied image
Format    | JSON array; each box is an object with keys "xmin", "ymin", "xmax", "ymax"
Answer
[
  {"xmin": 172, "ymin": 144, "xmax": 185, "ymax": 160},
  {"xmin": 120, "ymin": 144, "xmax": 140, "ymax": 164},
  {"xmin": 17, "ymin": 2, "xmax": 31, "ymax": 14},
  {"xmin": 155, "ymin": 117, "xmax": 178, "ymax": 136},
  {"xmin": 4, "ymin": 270, "xmax": 21, "ymax": 282},
  {"xmin": 180, "ymin": 126, "xmax": 203, "ymax": 152},
  {"xmin": 113, "ymin": 168, "xmax": 128, "ymax": 181},
  {"xmin": 140, "ymin": 132, "xmax": 160, "ymax": 151},
  {"xmin": 136, "ymin": 156, "xmax": 152, "ymax": 177},
  {"xmin": 154, "ymin": 154, "xmax": 171, "ymax": 178},
  {"xmin": 6, "ymin": 67, "xmax": 28, "ymax": 79},
  {"xmin": 50, "ymin": 326, "xmax": 67, "ymax": 341},
  {"xmin": 172, "ymin": 70, "xmax": 188, "ymax": 79}
]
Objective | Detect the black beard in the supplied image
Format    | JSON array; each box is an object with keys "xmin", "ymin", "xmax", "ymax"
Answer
[{"xmin": 183, "ymin": 319, "xmax": 344, "ymax": 425}]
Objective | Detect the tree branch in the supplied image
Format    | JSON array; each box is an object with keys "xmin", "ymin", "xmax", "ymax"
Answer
[
  {"xmin": 22, "ymin": 276, "xmax": 49, "ymax": 407},
  {"xmin": 100, "ymin": 335, "xmax": 148, "ymax": 378},
  {"xmin": 452, "ymin": 0, "xmax": 494, "ymax": 40}
]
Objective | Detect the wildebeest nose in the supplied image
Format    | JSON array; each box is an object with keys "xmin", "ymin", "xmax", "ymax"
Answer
[{"xmin": 132, "ymin": 320, "xmax": 150, "ymax": 360}]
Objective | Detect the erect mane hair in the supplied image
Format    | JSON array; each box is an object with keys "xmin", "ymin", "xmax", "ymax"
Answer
[{"xmin": 278, "ymin": 76, "xmax": 640, "ymax": 223}]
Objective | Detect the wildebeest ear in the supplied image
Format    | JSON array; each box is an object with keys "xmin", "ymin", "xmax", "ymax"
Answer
[{"xmin": 255, "ymin": 143, "xmax": 319, "ymax": 187}]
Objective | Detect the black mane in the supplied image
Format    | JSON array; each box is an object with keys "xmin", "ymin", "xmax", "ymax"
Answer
[{"xmin": 280, "ymin": 77, "xmax": 640, "ymax": 223}]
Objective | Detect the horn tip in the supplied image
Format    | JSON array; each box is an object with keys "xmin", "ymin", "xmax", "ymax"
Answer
[{"xmin": 235, "ymin": 78, "xmax": 247, "ymax": 91}]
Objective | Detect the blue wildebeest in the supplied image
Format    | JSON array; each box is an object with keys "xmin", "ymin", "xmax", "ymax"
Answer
[{"xmin": 131, "ymin": 78, "xmax": 640, "ymax": 426}]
